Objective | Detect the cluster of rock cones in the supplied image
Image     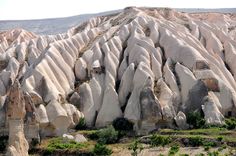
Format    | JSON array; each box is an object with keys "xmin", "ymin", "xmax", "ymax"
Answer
[{"xmin": 0, "ymin": 7, "xmax": 236, "ymax": 155}]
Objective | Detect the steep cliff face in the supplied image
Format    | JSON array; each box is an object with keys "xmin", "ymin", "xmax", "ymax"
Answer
[{"xmin": 1, "ymin": 7, "xmax": 236, "ymax": 135}]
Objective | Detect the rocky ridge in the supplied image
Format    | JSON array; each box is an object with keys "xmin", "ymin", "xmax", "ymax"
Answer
[{"xmin": 0, "ymin": 7, "xmax": 236, "ymax": 139}]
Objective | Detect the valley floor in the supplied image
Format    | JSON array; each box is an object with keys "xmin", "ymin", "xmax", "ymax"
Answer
[{"xmin": 28, "ymin": 127, "xmax": 236, "ymax": 156}]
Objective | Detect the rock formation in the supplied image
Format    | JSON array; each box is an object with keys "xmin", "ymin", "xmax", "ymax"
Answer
[
  {"xmin": 1, "ymin": 7, "xmax": 236, "ymax": 136},
  {"xmin": 6, "ymin": 81, "xmax": 29, "ymax": 156}
]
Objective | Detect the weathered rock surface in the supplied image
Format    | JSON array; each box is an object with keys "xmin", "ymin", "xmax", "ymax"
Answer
[
  {"xmin": 202, "ymin": 92, "xmax": 225, "ymax": 125},
  {"xmin": 74, "ymin": 134, "xmax": 87, "ymax": 143},
  {"xmin": 96, "ymin": 85, "xmax": 122, "ymax": 127},
  {"xmin": 6, "ymin": 81, "xmax": 29, "ymax": 156},
  {"xmin": 1, "ymin": 7, "xmax": 236, "ymax": 136},
  {"xmin": 174, "ymin": 111, "xmax": 189, "ymax": 129}
]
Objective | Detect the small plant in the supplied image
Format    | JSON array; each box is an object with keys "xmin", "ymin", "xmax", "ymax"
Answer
[
  {"xmin": 112, "ymin": 117, "xmax": 134, "ymax": 131},
  {"xmin": 89, "ymin": 125, "xmax": 118, "ymax": 144},
  {"xmin": 0, "ymin": 136, "xmax": 8, "ymax": 152},
  {"xmin": 129, "ymin": 139, "xmax": 143, "ymax": 156},
  {"xmin": 204, "ymin": 146, "xmax": 210, "ymax": 151},
  {"xmin": 44, "ymin": 146, "xmax": 56, "ymax": 155},
  {"xmin": 92, "ymin": 143, "xmax": 112, "ymax": 156},
  {"xmin": 217, "ymin": 144, "xmax": 227, "ymax": 152},
  {"xmin": 188, "ymin": 136, "xmax": 204, "ymax": 147},
  {"xmin": 150, "ymin": 134, "xmax": 171, "ymax": 147},
  {"xmin": 187, "ymin": 111, "xmax": 205, "ymax": 128},
  {"xmin": 216, "ymin": 136, "xmax": 223, "ymax": 142},
  {"xmin": 159, "ymin": 154, "xmax": 165, "ymax": 156},
  {"xmin": 207, "ymin": 151, "xmax": 219, "ymax": 156},
  {"xmin": 31, "ymin": 138, "xmax": 40, "ymax": 148},
  {"xmin": 179, "ymin": 154, "xmax": 189, "ymax": 156},
  {"xmin": 168, "ymin": 144, "xmax": 179, "ymax": 156},
  {"xmin": 203, "ymin": 141, "xmax": 217, "ymax": 147},
  {"xmin": 75, "ymin": 117, "xmax": 87, "ymax": 130},
  {"xmin": 224, "ymin": 117, "xmax": 236, "ymax": 130}
]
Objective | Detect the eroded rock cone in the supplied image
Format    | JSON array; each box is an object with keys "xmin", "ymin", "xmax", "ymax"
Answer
[
  {"xmin": 0, "ymin": 7, "xmax": 236, "ymax": 135},
  {"xmin": 6, "ymin": 81, "xmax": 29, "ymax": 156}
]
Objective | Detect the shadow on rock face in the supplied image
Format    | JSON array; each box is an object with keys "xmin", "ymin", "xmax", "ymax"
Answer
[{"xmin": 184, "ymin": 80, "xmax": 208, "ymax": 113}]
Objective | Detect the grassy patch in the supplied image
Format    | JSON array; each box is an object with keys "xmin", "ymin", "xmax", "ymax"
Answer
[
  {"xmin": 188, "ymin": 136, "xmax": 204, "ymax": 146},
  {"xmin": 128, "ymin": 139, "xmax": 143, "ymax": 156},
  {"xmin": 224, "ymin": 117, "xmax": 236, "ymax": 130},
  {"xmin": 150, "ymin": 134, "xmax": 171, "ymax": 147},
  {"xmin": 158, "ymin": 127, "xmax": 236, "ymax": 143},
  {"xmin": 44, "ymin": 137, "xmax": 87, "ymax": 154},
  {"xmin": 92, "ymin": 143, "xmax": 112, "ymax": 156},
  {"xmin": 31, "ymin": 137, "xmax": 95, "ymax": 155},
  {"xmin": 207, "ymin": 150, "xmax": 219, "ymax": 156},
  {"xmin": 88, "ymin": 125, "xmax": 119, "ymax": 144},
  {"xmin": 168, "ymin": 144, "xmax": 179, "ymax": 156}
]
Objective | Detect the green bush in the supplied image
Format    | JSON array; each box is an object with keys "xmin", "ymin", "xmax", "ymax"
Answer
[
  {"xmin": 207, "ymin": 151, "xmax": 219, "ymax": 156},
  {"xmin": 75, "ymin": 117, "xmax": 87, "ymax": 130},
  {"xmin": 44, "ymin": 146, "xmax": 56, "ymax": 155},
  {"xmin": 150, "ymin": 134, "xmax": 171, "ymax": 147},
  {"xmin": 88, "ymin": 131, "xmax": 99, "ymax": 140},
  {"xmin": 89, "ymin": 126, "xmax": 118, "ymax": 144},
  {"xmin": 224, "ymin": 117, "xmax": 236, "ymax": 130},
  {"xmin": 203, "ymin": 141, "xmax": 217, "ymax": 148},
  {"xmin": 179, "ymin": 154, "xmax": 189, "ymax": 156},
  {"xmin": 44, "ymin": 137, "xmax": 86, "ymax": 155},
  {"xmin": 129, "ymin": 139, "xmax": 143, "ymax": 156},
  {"xmin": 112, "ymin": 117, "xmax": 134, "ymax": 131},
  {"xmin": 216, "ymin": 136, "xmax": 223, "ymax": 142},
  {"xmin": 92, "ymin": 143, "xmax": 112, "ymax": 156},
  {"xmin": 188, "ymin": 136, "xmax": 204, "ymax": 147},
  {"xmin": 168, "ymin": 144, "xmax": 179, "ymax": 156},
  {"xmin": 31, "ymin": 138, "xmax": 40, "ymax": 148},
  {"xmin": 187, "ymin": 111, "xmax": 205, "ymax": 128},
  {"xmin": 204, "ymin": 146, "xmax": 210, "ymax": 151},
  {"xmin": 0, "ymin": 136, "xmax": 8, "ymax": 152}
]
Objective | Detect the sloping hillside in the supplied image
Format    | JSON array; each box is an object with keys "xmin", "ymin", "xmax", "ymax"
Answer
[{"xmin": 0, "ymin": 7, "xmax": 236, "ymax": 138}]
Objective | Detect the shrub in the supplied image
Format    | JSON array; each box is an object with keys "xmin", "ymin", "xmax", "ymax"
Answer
[
  {"xmin": 224, "ymin": 117, "xmax": 236, "ymax": 130},
  {"xmin": 179, "ymin": 154, "xmax": 189, "ymax": 156},
  {"xmin": 216, "ymin": 136, "xmax": 223, "ymax": 142},
  {"xmin": 31, "ymin": 138, "xmax": 40, "ymax": 148},
  {"xmin": 89, "ymin": 126, "xmax": 118, "ymax": 144},
  {"xmin": 88, "ymin": 133, "xmax": 98, "ymax": 140},
  {"xmin": 204, "ymin": 145, "xmax": 210, "ymax": 151},
  {"xmin": 0, "ymin": 136, "xmax": 8, "ymax": 152},
  {"xmin": 112, "ymin": 117, "xmax": 134, "ymax": 131},
  {"xmin": 150, "ymin": 134, "xmax": 171, "ymax": 147},
  {"xmin": 168, "ymin": 144, "xmax": 179, "ymax": 156},
  {"xmin": 217, "ymin": 144, "xmax": 227, "ymax": 152},
  {"xmin": 44, "ymin": 147, "xmax": 56, "ymax": 155},
  {"xmin": 129, "ymin": 139, "xmax": 143, "ymax": 156},
  {"xmin": 207, "ymin": 151, "xmax": 219, "ymax": 156},
  {"xmin": 203, "ymin": 141, "xmax": 217, "ymax": 147},
  {"xmin": 187, "ymin": 111, "xmax": 205, "ymax": 128},
  {"xmin": 92, "ymin": 143, "xmax": 112, "ymax": 156},
  {"xmin": 188, "ymin": 136, "xmax": 204, "ymax": 147},
  {"xmin": 75, "ymin": 117, "xmax": 87, "ymax": 130},
  {"xmin": 44, "ymin": 137, "xmax": 86, "ymax": 153}
]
